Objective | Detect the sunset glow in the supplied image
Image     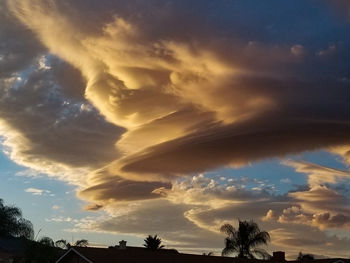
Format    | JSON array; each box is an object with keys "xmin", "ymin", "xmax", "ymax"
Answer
[{"xmin": 1, "ymin": 0, "xmax": 350, "ymax": 259}]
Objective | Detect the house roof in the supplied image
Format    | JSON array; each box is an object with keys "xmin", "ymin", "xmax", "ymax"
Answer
[
  {"xmin": 289, "ymin": 260, "xmax": 350, "ymax": 263},
  {"xmin": 56, "ymin": 246, "xmax": 262, "ymax": 263},
  {"xmin": 56, "ymin": 246, "xmax": 350, "ymax": 263}
]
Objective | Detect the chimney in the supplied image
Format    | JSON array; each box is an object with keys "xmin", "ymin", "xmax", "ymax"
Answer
[
  {"xmin": 272, "ymin": 251, "xmax": 285, "ymax": 261},
  {"xmin": 118, "ymin": 240, "xmax": 127, "ymax": 249}
]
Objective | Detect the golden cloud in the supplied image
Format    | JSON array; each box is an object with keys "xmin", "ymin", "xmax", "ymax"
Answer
[
  {"xmin": 1, "ymin": 1, "xmax": 350, "ymax": 257},
  {"xmin": 3, "ymin": 0, "xmax": 350, "ymax": 187}
]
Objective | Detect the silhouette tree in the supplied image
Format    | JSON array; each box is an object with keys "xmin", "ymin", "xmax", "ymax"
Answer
[
  {"xmin": 202, "ymin": 252, "xmax": 214, "ymax": 256},
  {"xmin": 55, "ymin": 239, "xmax": 89, "ymax": 249},
  {"xmin": 0, "ymin": 198, "xmax": 34, "ymax": 239},
  {"xmin": 297, "ymin": 252, "xmax": 314, "ymax": 260},
  {"xmin": 38, "ymin": 236, "xmax": 55, "ymax": 247},
  {"xmin": 220, "ymin": 220, "xmax": 270, "ymax": 259},
  {"xmin": 26, "ymin": 237, "xmax": 88, "ymax": 262},
  {"xmin": 143, "ymin": 235, "xmax": 164, "ymax": 250},
  {"xmin": 74, "ymin": 239, "xmax": 89, "ymax": 247},
  {"xmin": 55, "ymin": 239, "xmax": 69, "ymax": 249},
  {"xmin": 25, "ymin": 236, "xmax": 60, "ymax": 263}
]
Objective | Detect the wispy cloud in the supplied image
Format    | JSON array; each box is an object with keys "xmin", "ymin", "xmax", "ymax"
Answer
[
  {"xmin": 25, "ymin": 187, "xmax": 52, "ymax": 196},
  {"xmin": 282, "ymin": 160, "xmax": 350, "ymax": 187},
  {"xmin": 45, "ymin": 216, "xmax": 78, "ymax": 223}
]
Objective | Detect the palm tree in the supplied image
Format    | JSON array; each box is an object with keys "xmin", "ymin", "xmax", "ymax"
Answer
[
  {"xmin": 220, "ymin": 220, "xmax": 270, "ymax": 259},
  {"xmin": 0, "ymin": 198, "xmax": 34, "ymax": 239},
  {"xmin": 143, "ymin": 235, "xmax": 164, "ymax": 250}
]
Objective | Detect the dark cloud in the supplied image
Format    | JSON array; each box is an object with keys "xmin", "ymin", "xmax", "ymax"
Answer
[
  {"xmin": 78, "ymin": 176, "xmax": 171, "ymax": 203},
  {"xmin": 289, "ymin": 185, "xmax": 350, "ymax": 215},
  {"xmin": 0, "ymin": 4, "xmax": 43, "ymax": 78},
  {"xmin": 50, "ymin": 58, "xmax": 87, "ymax": 99},
  {"xmin": 313, "ymin": 213, "xmax": 350, "ymax": 229},
  {"xmin": 83, "ymin": 203, "xmax": 103, "ymax": 211},
  {"xmin": 324, "ymin": 0, "xmax": 350, "ymax": 19},
  {"xmin": 5, "ymin": 0, "xmax": 350, "ymax": 181},
  {"xmin": 0, "ymin": 55, "xmax": 124, "ymax": 173},
  {"xmin": 270, "ymin": 226, "xmax": 350, "ymax": 258},
  {"xmin": 121, "ymin": 117, "xmax": 350, "ymax": 175}
]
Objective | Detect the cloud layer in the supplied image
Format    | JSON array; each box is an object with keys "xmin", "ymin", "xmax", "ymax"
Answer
[{"xmin": 3, "ymin": 0, "xmax": 350, "ymax": 184}]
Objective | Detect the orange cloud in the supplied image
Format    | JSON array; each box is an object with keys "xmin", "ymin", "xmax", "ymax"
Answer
[
  {"xmin": 283, "ymin": 160, "xmax": 350, "ymax": 187},
  {"xmin": 1, "ymin": 1, "xmax": 350, "ymax": 257},
  {"xmin": 4, "ymin": 0, "xmax": 350, "ymax": 187},
  {"xmin": 263, "ymin": 162, "xmax": 350, "ymax": 231}
]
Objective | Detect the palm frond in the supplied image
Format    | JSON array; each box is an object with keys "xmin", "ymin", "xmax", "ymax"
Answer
[
  {"xmin": 220, "ymin": 224, "xmax": 236, "ymax": 236},
  {"xmin": 248, "ymin": 230, "xmax": 270, "ymax": 247},
  {"xmin": 222, "ymin": 246, "xmax": 237, "ymax": 256},
  {"xmin": 143, "ymin": 234, "xmax": 164, "ymax": 250},
  {"xmin": 220, "ymin": 220, "xmax": 270, "ymax": 259},
  {"xmin": 252, "ymin": 248, "xmax": 271, "ymax": 260}
]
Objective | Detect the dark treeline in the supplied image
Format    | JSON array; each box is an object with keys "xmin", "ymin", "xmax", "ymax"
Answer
[{"xmin": 0, "ymin": 198, "xmax": 88, "ymax": 262}]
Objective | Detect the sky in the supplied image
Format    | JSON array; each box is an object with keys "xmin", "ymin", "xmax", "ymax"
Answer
[{"xmin": 1, "ymin": 0, "xmax": 350, "ymax": 259}]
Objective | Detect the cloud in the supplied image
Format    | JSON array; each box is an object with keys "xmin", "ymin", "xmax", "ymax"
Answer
[
  {"xmin": 83, "ymin": 203, "xmax": 103, "ymax": 211},
  {"xmin": 275, "ymin": 206, "xmax": 350, "ymax": 230},
  {"xmin": 4, "ymin": 0, "xmax": 350, "ymax": 185},
  {"xmin": 156, "ymin": 174, "xmax": 274, "ymax": 207},
  {"xmin": 325, "ymin": 0, "xmax": 350, "ymax": 19},
  {"xmin": 270, "ymin": 227, "xmax": 350, "ymax": 259},
  {"xmin": 71, "ymin": 199, "xmax": 226, "ymax": 252},
  {"xmin": 0, "ymin": 4, "xmax": 43, "ymax": 78},
  {"xmin": 45, "ymin": 216, "xmax": 77, "ymax": 223},
  {"xmin": 25, "ymin": 187, "xmax": 51, "ymax": 196},
  {"xmin": 317, "ymin": 44, "xmax": 338, "ymax": 57},
  {"xmin": 0, "ymin": 54, "xmax": 124, "ymax": 183},
  {"xmin": 263, "ymin": 162, "xmax": 350, "ymax": 231},
  {"xmin": 78, "ymin": 175, "xmax": 171, "ymax": 205},
  {"xmin": 329, "ymin": 145, "xmax": 350, "ymax": 165},
  {"xmin": 291, "ymin": 45, "xmax": 306, "ymax": 57},
  {"xmin": 312, "ymin": 213, "xmax": 350, "ymax": 229},
  {"xmin": 280, "ymin": 178, "xmax": 291, "ymax": 184},
  {"xmin": 118, "ymin": 118, "xmax": 350, "ymax": 177},
  {"xmin": 0, "ymin": 0, "xmax": 349, "ymax": 188},
  {"xmin": 283, "ymin": 160, "xmax": 350, "ymax": 187},
  {"xmin": 286, "ymin": 186, "xmax": 350, "ymax": 228},
  {"xmin": 70, "ymin": 174, "xmax": 350, "ymax": 258},
  {"xmin": 68, "ymin": 174, "xmax": 284, "ymax": 251}
]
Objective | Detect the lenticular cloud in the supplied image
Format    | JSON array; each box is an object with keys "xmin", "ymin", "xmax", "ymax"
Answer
[{"xmin": 2, "ymin": 0, "xmax": 350, "ymax": 202}]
